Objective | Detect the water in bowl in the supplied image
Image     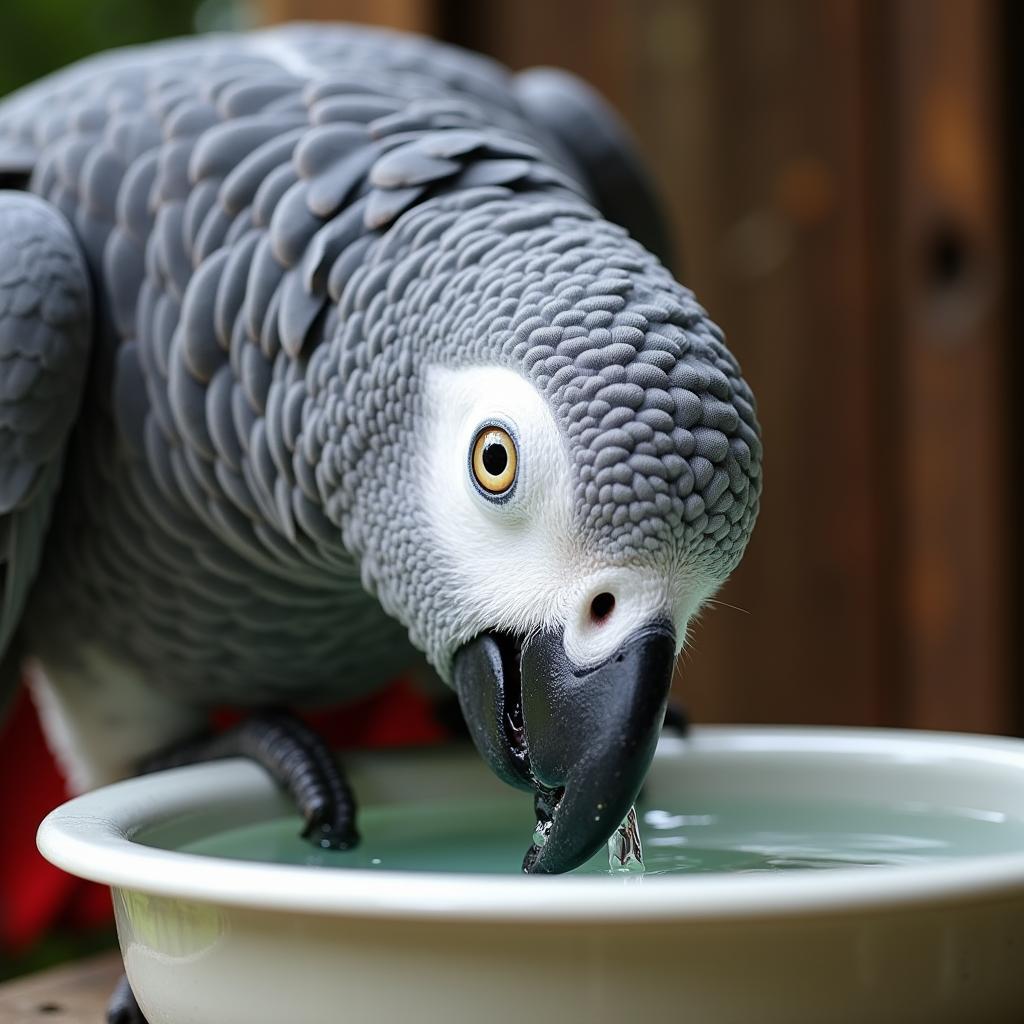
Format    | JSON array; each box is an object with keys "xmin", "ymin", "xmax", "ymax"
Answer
[{"xmin": 175, "ymin": 795, "xmax": 1024, "ymax": 876}]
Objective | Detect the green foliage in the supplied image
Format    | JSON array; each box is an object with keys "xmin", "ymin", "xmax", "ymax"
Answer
[{"xmin": 0, "ymin": 0, "xmax": 203, "ymax": 97}]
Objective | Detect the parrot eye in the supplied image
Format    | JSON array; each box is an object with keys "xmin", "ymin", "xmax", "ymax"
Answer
[{"xmin": 471, "ymin": 424, "xmax": 518, "ymax": 497}]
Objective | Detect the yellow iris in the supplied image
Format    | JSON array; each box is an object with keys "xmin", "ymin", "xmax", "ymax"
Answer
[{"xmin": 472, "ymin": 426, "xmax": 517, "ymax": 494}]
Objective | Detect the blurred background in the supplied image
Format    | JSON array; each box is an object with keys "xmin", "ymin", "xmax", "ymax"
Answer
[{"xmin": 0, "ymin": 0, "xmax": 1019, "ymax": 980}]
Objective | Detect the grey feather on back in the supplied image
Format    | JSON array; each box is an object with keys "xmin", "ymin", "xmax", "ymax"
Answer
[
  {"xmin": 514, "ymin": 67, "xmax": 675, "ymax": 270},
  {"xmin": 0, "ymin": 192, "xmax": 92, "ymax": 707}
]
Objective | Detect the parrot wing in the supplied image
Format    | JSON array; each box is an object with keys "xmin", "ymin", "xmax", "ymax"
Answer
[
  {"xmin": 514, "ymin": 67, "xmax": 675, "ymax": 271},
  {"xmin": 0, "ymin": 191, "xmax": 92, "ymax": 717}
]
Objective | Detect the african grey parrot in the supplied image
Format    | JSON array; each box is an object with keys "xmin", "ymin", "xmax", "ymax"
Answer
[{"xmin": 0, "ymin": 21, "xmax": 761, "ymax": 1010}]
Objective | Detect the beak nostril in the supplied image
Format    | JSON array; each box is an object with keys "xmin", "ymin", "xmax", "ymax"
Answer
[{"xmin": 590, "ymin": 592, "xmax": 616, "ymax": 624}]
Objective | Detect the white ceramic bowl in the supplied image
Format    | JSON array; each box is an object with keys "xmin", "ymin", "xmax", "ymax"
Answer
[{"xmin": 37, "ymin": 726, "xmax": 1024, "ymax": 1024}]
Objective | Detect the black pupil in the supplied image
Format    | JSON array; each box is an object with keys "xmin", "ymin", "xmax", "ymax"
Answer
[{"xmin": 482, "ymin": 440, "xmax": 508, "ymax": 476}]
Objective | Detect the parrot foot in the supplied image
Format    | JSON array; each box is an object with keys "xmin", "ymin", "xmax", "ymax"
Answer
[
  {"xmin": 107, "ymin": 973, "xmax": 148, "ymax": 1024},
  {"xmin": 141, "ymin": 711, "xmax": 359, "ymax": 850},
  {"xmin": 663, "ymin": 702, "xmax": 690, "ymax": 737}
]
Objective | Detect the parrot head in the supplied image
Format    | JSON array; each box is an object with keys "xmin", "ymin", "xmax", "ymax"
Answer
[
  {"xmin": 426, "ymin": 362, "xmax": 714, "ymax": 874},
  {"xmin": 317, "ymin": 188, "xmax": 761, "ymax": 874}
]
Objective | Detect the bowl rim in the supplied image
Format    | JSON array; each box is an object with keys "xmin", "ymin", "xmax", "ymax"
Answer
[{"xmin": 36, "ymin": 725, "xmax": 1024, "ymax": 923}]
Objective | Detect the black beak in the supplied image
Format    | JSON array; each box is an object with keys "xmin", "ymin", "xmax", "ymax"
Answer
[{"xmin": 453, "ymin": 619, "xmax": 675, "ymax": 874}]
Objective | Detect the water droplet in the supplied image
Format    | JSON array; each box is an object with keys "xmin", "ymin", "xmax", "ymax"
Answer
[
  {"xmin": 608, "ymin": 805, "xmax": 645, "ymax": 875},
  {"xmin": 533, "ymin": 818, "xmax": 552, "ymax": 849}
]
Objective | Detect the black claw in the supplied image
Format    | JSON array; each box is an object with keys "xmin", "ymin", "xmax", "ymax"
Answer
[
  {"xmin": 141, "ymin": 710, "xmax": 360, "ymax": 852},
  {"xmin": 107, "ymin": 973, "xmax": 148, "ymax": 1024},
  {"xmin": 301, "ymin": 804, "xmax": 360, "ymax": 850}
]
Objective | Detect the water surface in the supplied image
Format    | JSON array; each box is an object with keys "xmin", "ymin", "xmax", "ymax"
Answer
[{"xmin": 175, "ymin": 796, "xmax": 1024, "ymax": 876}]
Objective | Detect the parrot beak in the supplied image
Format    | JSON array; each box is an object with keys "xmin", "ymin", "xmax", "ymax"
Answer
[{"xmin": 453, "ymin": 619, "xmax": 675, "ymax": 874}]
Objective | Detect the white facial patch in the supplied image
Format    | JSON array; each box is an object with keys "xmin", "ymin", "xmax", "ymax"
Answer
[
  {"xmin": 420, "ymin": 365, "xmax": 710, "ymax": 669},
  {"xmin": 421, "ymin": 365, "xmax": 576, "ymax": 639},
  {"xmin": 559, "ymin": 564, "xmax": 705, "ymax": 668}
]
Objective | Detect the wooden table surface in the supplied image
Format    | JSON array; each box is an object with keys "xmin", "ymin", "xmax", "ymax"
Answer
[{"xmin": 0, "ymin": 954, "xmax": 121, "ymax": 1024}]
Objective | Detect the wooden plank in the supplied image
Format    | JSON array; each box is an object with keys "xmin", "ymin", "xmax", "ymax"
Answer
[
  {"xmin": 679, "ymin": 0, "xmax": 884, "ymax": 726},
  {"xmin": 885, "ymin": 0, "xmax": 1010, "ymax": 731},
  {"xmin": 0, "ymin": 954, "xmax": 121, "ymax": 1024},
  {"xmin": 258, "ymin": 0, "xmax": 437, "ymax": 33}
]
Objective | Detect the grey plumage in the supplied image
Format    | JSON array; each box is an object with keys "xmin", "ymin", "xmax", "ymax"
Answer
[
  {"xmin": 0, "ymin": 24, "xmax": 760, "ymax": 731},
  {"xmin": 0, "ymin": 194, "xmax": 91, "ymax": 709}
]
